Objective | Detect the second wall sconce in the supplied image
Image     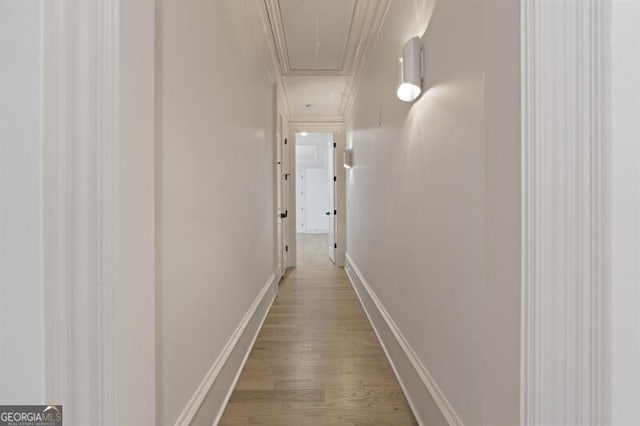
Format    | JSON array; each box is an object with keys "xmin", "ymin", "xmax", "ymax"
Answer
[
  {"xmin": 396, "ymin": 36, "xmax": 424, "ymax": 102},
  {"xmin": 343, "ymin": 149, "xmax": 353, "ymax": 169}
]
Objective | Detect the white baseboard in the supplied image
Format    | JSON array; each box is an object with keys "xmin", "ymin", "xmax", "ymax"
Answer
[
  {"xmin": 174, "ymin": 273, "xmax": 279, "ymax": 426},
  {"xmin": 344, "ymin": 254, "xmax": 463, "ymax": 426}
]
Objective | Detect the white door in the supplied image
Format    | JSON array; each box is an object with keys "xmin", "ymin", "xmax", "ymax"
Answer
[
  {"xmin": 276, "ymin": 115, "xmax": 284, "ymax": 279},
  {"xmin": 280, "ymin": 132, "xmax": 292, "ymax": 271},
  {"xmin": 328, "ymin": 139, "xmax": 336, "ymax": 263},
  {"xmin": 296, "ymin": 171, "xmax": 305, "ymax": 232},
  {"xmin": 305, "ymin": 169, "xmax": 330, "ymax": 233}
]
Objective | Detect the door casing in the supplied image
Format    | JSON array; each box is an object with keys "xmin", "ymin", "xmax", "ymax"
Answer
[{"xmin": 286, "ymin": 122, "xmax": 346, "ymax": 268}]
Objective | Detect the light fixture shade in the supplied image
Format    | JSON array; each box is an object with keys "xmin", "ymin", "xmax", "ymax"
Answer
[
  {"xmin": 343, "ymin": 149, "xmax": 353, "ymax": 169},
  {"xmin": 396, "ymin": 36, "xmax": 422, "ymax": 102}
]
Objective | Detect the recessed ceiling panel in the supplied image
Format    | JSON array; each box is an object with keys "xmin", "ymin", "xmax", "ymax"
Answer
[{"xmin": 279, "ymin": 0, "xmax": 356, "ymax": 71}]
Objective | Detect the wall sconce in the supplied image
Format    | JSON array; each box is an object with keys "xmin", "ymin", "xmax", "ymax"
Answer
[
  {"xmin": 396, "ymin": 36, "xmax": 424, "ymax": 102},
  {"xmin": 343, "ymin": 149, "xmax": 353, "ymax": 169}
]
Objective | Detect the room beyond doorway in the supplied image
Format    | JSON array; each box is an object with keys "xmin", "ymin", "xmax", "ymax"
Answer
[
  {"xmin": 296, "ymin": 233, "xmax": 333, "ymax": 268},
  {"xmin": 294, "ymin": 131, "xmax": 336, "ymax": 266}
]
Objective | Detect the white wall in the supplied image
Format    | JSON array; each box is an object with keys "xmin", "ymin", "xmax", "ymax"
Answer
[
  {"xmin": 0, "ymin": 0, "xmax": 44, "ymax": 404},
  {"xmin": 158, "ymin": 1, "xmax": 275, "ymax": 423},
  {"xmin": 481, "ymin": 1, "xmax": 521, "ymax": 423},
  {"xmin": 606, "ymin": 1, "xmax": 640, "ymax": 423},
  {"xmin": 118, "ymin": 0, "xmax": 157, "ymax": 422},
  {"xmin": 346, "ymin": 0, "xmax": 520, "ymax": 423}
]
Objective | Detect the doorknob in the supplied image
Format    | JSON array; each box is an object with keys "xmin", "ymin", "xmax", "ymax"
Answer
[
  {"xmin": 325, "ymin": 211, "xmax": 330, "ymax": 216},
  {"xmin": 280, "ymin": 210, "xmax": 288, "ymax": 219}
]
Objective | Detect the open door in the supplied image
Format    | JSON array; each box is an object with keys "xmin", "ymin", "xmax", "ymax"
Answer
[
  {"xmin": 276, "ymin": 115, "xmax": 285, "ymax": 279},
  {"xmin": 282, "ymin": 131, "xmax": 293, "ymax": 269},
  {"xmin": 327, "ymin": 137, "xmax": 336, "ymax": 263}
]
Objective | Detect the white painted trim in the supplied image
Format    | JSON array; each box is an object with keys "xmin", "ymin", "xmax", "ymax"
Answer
[
  {"xmin": 42, "ymin": 0, "xmax": 71, "ymax": 408},
  {"xmin": 96, "ymin": 1, "xmax": 120, "ymax": 421},
  {"xmin": 289, "ymin": 114, "xmax": 344, "ymax": 123},
  {"xmin": 241, "ymin": 0, "xmax": 291, "ymax": 118},
  {"xmin": 173, "ymin": 273, "xmax": 279, "ymax": 426},
  {"xmin": 263, "ymin": 0, "xmax": 383, "ymax": 77},
  {"xmin": 341, "ymin": 0, "xmax": 390, "ymax": 121},
  {"xmin": 345, "ymin": 254, "xmax": 462, "ymax": 426},
  {"xmin": 520, "ymin": 0, "xmax": 608, "ymax": 423},
  {"xmin": 289, "ymin": 123, "xmax": 347, "ymax": 268},
  {"xmin": 299, "ymin": 230, "xmax": 331, "ymax": 235},
  {"xmin": 257, "ymin": 0, "xmax": 389, "ymax": 121},
  {"xmin": 42, "ymin": 1, "xmax": 121, "ymax": 423}
]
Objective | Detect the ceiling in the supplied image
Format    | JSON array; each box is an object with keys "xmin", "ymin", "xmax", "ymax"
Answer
[
  {"xmin": 284, "ymin": 76, "xmax": 349, "ymax": 117},
  {"xmin": 262, "ymin": 0, "xmax": 390, "ymax": 121},
  {"xmin": 279, "ymin": 0, "xmax": 356, "ymax": 71}
]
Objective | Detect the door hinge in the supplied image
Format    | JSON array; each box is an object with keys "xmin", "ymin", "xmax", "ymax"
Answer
[
  {"xmin": 334, "ymin": 243, "xmax": 337, "ymax": 249},
  {"xmin": 333, "ymin": 142, "xmax": 336, "ymax": 148},
  {"xmin": 333, "ymin": 176, "xmax": 337, "ymax": 182},
  {"xmin": 285, "ymin": 245, "xmax": 288, "ymax": 252},
  {"xmin": 284, "ymin": 138, "xmax": 288, "ymax": 145},
  {"xmin": 334, "ymin": 209, "xmax": 337, "ymax": 215}
]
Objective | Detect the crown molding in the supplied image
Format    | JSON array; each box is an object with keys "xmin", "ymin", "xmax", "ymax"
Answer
[
  {"xmin": 520, "ymin": 0, "xmax": 608, "ymax": 423},
  {"xmin": 265, "ymin": 0, "xmax": 368, "ymax": 76},
  {"xmin": 242, "ymin": 0, "xmax": 291, "ymax": 118},
  {"xmin": 259, "ymin": 0, "xmax": 389, "ymax": 122},
  {"xmin": 340, "ymin": 0, "xmax": 390, "ymax": 120},
  {"xmin": 263, "ymin": 0, "xmax": 288, "ymax": 75}
]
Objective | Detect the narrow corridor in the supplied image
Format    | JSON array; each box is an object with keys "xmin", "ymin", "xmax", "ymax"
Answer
[
  {"xmin": 3, "ymin": 1, "xmax": 637, "ymax": 424},
  {"xmin": 219, "ymin": 235, "xmax": 417, "ymax": 425}
]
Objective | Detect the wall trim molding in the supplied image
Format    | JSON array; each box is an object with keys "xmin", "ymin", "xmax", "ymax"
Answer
[
  {"xmin": 96, "ymin": 1, "xmax": 120, "ymax": 422},
  {"xmin": 262, "ymin": 0, "xmax": 386, "ymax": 78},
  {"xmin": 345, "ymin": 254, "xmax": 463, "ymax": 426},
  {"xmin": 520, "ymin": 0, "xmax": 608, "ymax": 423},
  {"xmin": 241, "ymin": 0, "xmax": 291, "ymax": 119},
  {"xmin": 288, "ymin": 123, "xmax": 347, "ymax": 268},
  {"xmin": 174, "ymin": 273, "xmax": 279, "ymax": 426},
  {"xmin": 253, "ymin": 0, "xmax": 389, "ymax": 121},
  {"xmin": 289, "ymin": 114, "xmax": 344, "ymax": 123},
  {"xmin": 340, "ymin": 0, "xmax": 390, "ymax": 121},
  {"xmin": 42, "ymin": 1, "xmax": 121, "ymax": 423}
]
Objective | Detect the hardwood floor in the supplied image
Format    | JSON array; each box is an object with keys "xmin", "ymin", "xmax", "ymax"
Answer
[{"xmin": 219, "ymin": 234, "xmax": 417, "ymax": 425}]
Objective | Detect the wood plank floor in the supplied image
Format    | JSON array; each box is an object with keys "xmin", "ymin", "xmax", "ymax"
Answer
[{"xmin": 219, "ymin": 234, "xmax": 417, "ymax": 425}]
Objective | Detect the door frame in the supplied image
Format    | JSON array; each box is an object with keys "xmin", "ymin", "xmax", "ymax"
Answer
[
  {"xmin": 42, "ymin": 1, "xmax": 156, "ymax": 423},
  {"xmin": 272, "ymin": 82, "xmax": 290, "ymax": 279},
  {"xmin": 287, "ymin": 122, "xmax": 346, "ymax": 267},
  {"xmin": 274, "ymin": 99, "xmax": 285, "ymax": 280},
  {"xmin": 520, "ymin": 1, "xmax": 609, "ymax": 423}
]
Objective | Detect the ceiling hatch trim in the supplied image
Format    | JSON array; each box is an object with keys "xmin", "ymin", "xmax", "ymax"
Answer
[
  {"xmin": 281, "ymin": 0, "xmax": 357, "ymax": 72},
  {"xmin": 257, "ymin": 0, "xmax": 390, "ymax": 121},
  {"xmin": 265, "ymin": 0, "xmax": 375, "ymax": 77}
]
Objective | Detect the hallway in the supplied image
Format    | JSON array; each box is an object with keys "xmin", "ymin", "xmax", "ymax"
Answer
[
  {"xmin": 219, "ymin": 235, "xmax": 417, "ymax": 425},
  {"xmin": 3, "ymin": 1, "xmax": 638, "ymax": 425}
]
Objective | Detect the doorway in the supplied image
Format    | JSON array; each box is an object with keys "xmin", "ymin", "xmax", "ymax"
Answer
[{"xmin": 294, "ymin": 132, "xmax": 336, "ymax": 267}]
